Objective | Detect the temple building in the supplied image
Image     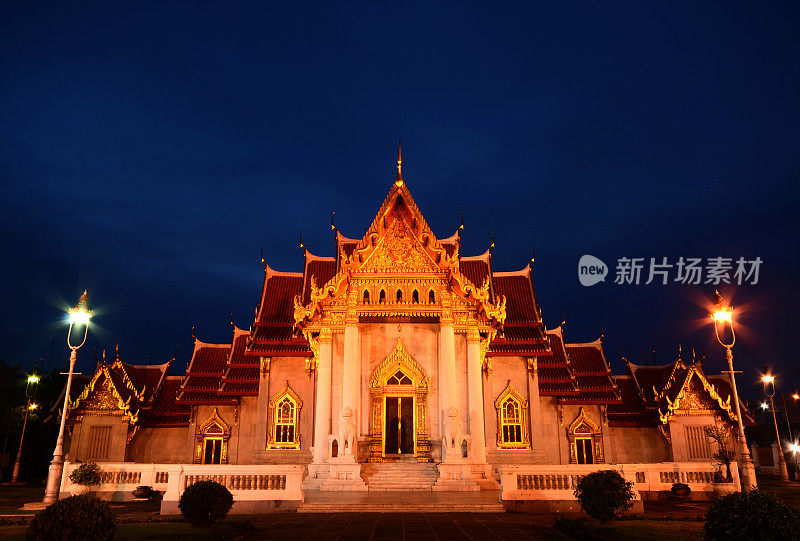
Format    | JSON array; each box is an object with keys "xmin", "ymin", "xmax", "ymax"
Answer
[{"xmin": 62, "ymin": 152, "xmax": 754, "ymax": 501}]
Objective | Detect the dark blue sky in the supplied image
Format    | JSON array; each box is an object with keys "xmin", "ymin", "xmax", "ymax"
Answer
[{"xmin": 1, "ymin": 2, "xmax": 798, "ymax": 396}]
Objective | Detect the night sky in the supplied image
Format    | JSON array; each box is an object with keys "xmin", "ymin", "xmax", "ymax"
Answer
[{"xmin": 1, "ymin": 2, "xmax": 798, "ymax": 398}]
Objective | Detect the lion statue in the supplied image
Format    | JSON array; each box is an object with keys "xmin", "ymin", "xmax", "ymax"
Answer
[
  {"xmin": 339, "ymin": 407, "xmax": 357, "ymax": 458},
  {"xmin": 442, "ymin": 406, "xmax": 463, "ymax": 460}
]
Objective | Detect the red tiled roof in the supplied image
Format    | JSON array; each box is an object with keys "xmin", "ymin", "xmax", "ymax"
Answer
[
  {"xmin": 492, "ymin": 272, "xmax": 539, "ymax": 323},
  {"xmin": 303, "ymin": 258, "xmax": 336, "ymax": 303},
  {"xmin": 460, "ymin": 259, "xmax": 490, "ymax": 292},
  {"xmin": 142, "ymin": 377, "xmax": 190, "ymax": 427},
  {"xmin": 567, "ymin": 344, "xmax": 612, "ymax": 375},
  {"xmin": 258, "ymin": 273, "xmax": 303, "ymax": 323},
  {"xmin": 188, "ymin": 344, "xmax": 229, "ymax": 375},
  {"xmin": 607, "ymin": 376, "xmax": 655, "ymax": 427}
]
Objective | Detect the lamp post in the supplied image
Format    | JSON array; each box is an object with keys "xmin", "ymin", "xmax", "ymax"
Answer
[
  {"xmin": 710, "ymin": 290, "xmax": 757, "ymax": 490},
  {"xmin": 9, "ymin": 375, "xmax": 39, "ymax": 483},
  {"xmin": 762, "ymin": 375, "xmax": 789, "ymax": 481},
  {"xmin": 41, "ymin": 291, "xmax": 92, "ymax": 505}
]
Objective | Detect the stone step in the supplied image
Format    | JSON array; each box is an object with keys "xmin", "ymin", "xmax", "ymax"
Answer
[{"xmin": 297, "ymin": 503, "xmax": 505, "ymax": 513}]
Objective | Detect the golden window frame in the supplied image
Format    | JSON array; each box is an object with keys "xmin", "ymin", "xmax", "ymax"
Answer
[
  {"xmin": 567, "ymin": 407, "xmax": 604, "ymax": 464},
  {"xmin": 267, "ymin": 383, "xmax": 303, "ymax": 450},
  {"xmin": 194, "ymin": 408, "xmax": 231, "ymax": 464},
  {"xmin": 494, "ymin": 380, "xmax": 530, "ymax": 450}
]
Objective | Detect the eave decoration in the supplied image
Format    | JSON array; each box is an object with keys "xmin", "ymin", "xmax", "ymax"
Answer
[
  {"xmin": 194, "ymin": 408, "xmax": 231, "ymax": 464},
  {"xmin": 292, "ymin": 181, "xmax": 506, "ymax": 334}
]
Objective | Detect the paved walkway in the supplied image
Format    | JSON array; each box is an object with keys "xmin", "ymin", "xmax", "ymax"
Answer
[{"xmin": 249, "ymin": 513, "xmax": 561, "ymax": 540}]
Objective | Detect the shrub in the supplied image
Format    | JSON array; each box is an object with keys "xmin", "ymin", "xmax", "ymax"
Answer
[
  {"xmin": 179, "ymin": 480, "xmax": 234, "ymax": 527},
  {"xmin": 26, "ymin": 494, "xmax": 115, "ymax": 541},
  {"xmin": 574, "ymin": 469, "xmax": 635, "ymax": 523},
  {"xmin": 69, "ymin": 462, "xmax": 102, "ymax": 486},
  {"xmin": 704, "ymin": 489, "xmax": 800, "ymax": 541}
]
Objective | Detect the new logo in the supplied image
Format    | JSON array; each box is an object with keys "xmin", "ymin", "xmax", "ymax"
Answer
[{"xmin": 578, "ymin": 255, "xmax": 608, "ymax": 287}]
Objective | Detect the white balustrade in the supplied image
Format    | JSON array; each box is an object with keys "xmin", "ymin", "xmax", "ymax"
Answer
[
  {"xmin": 60, "ymin": 462, "xmax": 171, "ymax": 501},
  {"xmin": 500, "ymin": 462, "xmax": 739, "ymax": 501},
  {"xmin": 59, "ymin": 461, "xmax": 305, "ymax": 512}
]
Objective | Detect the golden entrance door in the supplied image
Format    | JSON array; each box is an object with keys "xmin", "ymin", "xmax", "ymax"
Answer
[
  {"xmin": 575, "ymin": 437, "xmax": 594, "ymax": 464},
  {"xmin": 384, "ymin": 396, "xmax": 414, "ymax": 455}
]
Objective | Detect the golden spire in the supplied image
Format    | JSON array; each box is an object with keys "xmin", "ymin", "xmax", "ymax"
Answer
[{"xmin": 395, "ymin": 140, "xmax": 403, "ymax": 186}]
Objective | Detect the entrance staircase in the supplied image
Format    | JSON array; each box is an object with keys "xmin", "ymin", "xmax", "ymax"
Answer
[{"xmin": 361, "ymin": 461, "xmax": 439, "ymax": 491}]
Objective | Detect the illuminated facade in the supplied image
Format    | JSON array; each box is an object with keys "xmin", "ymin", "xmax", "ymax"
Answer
[{"xmin": 64, "ymin": 155, "xmax": 754, "ymax": 494}]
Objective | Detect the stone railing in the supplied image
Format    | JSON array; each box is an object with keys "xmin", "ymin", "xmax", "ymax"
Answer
[
  {"xmin": 161, "ymin": 464, "xmax": 305, "ymax": 514},
  {"xmin": 59, "ymin": 462, "xmax": 305, "ymax": 513},
  {"xmin": 60, "ymin": 462, "xmax": 171, "ymax": 501},
  {"xmin": 501, "ymin": 462, "xmax": 738, "ymax": 502}
]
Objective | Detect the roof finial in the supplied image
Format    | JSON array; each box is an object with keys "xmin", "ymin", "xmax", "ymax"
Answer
[
  {"xmin": 115, "ymin": 339, "xmax": 120, "ymax": 363},
  {"xmin": 395, "ymin": 140, "xmax": 403, "ymax": 186}
]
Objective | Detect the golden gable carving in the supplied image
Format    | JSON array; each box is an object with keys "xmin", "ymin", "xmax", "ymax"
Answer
[{"xmin": 360, "ymin": 219, "xmax": 438, "ymax": 273}]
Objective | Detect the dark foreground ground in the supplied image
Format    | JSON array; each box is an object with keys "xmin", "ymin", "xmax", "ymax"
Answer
[{"xmin": 0, "ymin": 476, "xmax": 795, "ymax": 540}]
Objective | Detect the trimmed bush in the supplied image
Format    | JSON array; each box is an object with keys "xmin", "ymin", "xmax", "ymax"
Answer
[
  {"xmin": 26, "ymin": 494, "xmax": 115, "ymax": 541},
  {"xmin": 574, "ymin": 469, "xmax": 635, "ymax": 522},
  {"xmin": 179, "ymin": 480, "xmax": 234, "ymax": 527},
  {"xmin": 69, "ymin": 462, "xmax": 102, "ymax": 486},
  {"xmin": 704, "ymin": 489, "xmax": 800, "ymax": 540}
]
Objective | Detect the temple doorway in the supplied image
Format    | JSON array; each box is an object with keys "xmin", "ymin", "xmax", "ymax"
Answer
[{"xmin": 384, "ymin": 396, "xmax": 415, "ymax": 455}]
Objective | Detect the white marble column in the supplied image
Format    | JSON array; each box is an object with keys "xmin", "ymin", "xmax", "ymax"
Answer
[
  {"xmin": 527, "ymin": 357, "xmax": 547, "ymax": 462},
  {"xmin": 312, "ymin": 330, "xmax": 333, "ymax": 464},
  {"xmin": 439, "ymin": 322, "xmax": 457, "ymax": 416},
  {"xmin": 340, "ymin": 323, "xmax": 360, "ymax": 459},
  {"xmin": 466, "ymin": 329, "xmax": 487, "ymax": 464}
]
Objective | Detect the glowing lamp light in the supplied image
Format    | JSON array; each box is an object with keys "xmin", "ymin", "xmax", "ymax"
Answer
[
  {"xmin": 793, "ymin": 394, "xmax": 800, "ymax": 401},
  {"xmin": 710, "ymin": 290, "xmax": 733, "ymax": 323},
  {"xmin": 761, "ymin": 402, "xmax": 769, "ymax": 410},
  {"xmin": 791, "ymin": 443, "xmax": 800, "ymax": 455},
  {"xmin": 762, "ymin": 375, "xmax": 775, "ymax": 385},
  {"xmin": 27, "ymin": 375, "xmax": 40, "ymax": 384},
  {"xmin": 67, "ymin": 290, "xmax": 93, "ymax": 326},
  {"xmin": 28, "ymin": 403, "xmax": 38, "ymax": 411}
]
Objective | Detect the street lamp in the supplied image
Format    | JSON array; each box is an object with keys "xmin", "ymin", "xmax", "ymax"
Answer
[
  {"xmin": 710, "ymin": 290, "xmax": 757, "ymax": 490},
  {"xmin": 9, "ymin": 375, "xmax": 40, "ymax": 483},
  {"xmin": 762, "ymin": 373, "xmax": 789, "ymax": 481},
  {"xmin": 41, "ymin": 291, "xmax": 93, "ymax": 505}
]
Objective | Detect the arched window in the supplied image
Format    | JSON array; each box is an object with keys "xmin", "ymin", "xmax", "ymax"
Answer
[
  {"xmin": 194, "ymin": 408, "xmax": 231, "ymax": 464},
  {"xmin": 428, "ymin": 290, "xmax": 435, "ymax": 304},
  {"xmin": 412, "ymin": 290, "xmax": 419, "ymax": 303},
  {"xmin": 494, "ymin": 380, "xmax": 530, "ymax": 450},
  {"xmin": 567, "ymin": 407, "xmax": 603, "ymax": 464},
  {"xmin": 267, "ymin": 384, "xmax": 303, "ymax": 450},
  {"xmin": 363, "ymin": 290, "xmax": 370, "ymax": 304},
  {"xmin": 500, "ymin": 397, "xmax": 522, "ymax": 444},
  {"xmin": 379, "ymin": 289, "xmax": 386, "ymax": 304},
  {"xmin": 387, "ymin": 370, "xmax": 413, "ymax": 386},
  {"xmin": 396, "ymin": 289, "xmax": 403, "ymax": 303}
]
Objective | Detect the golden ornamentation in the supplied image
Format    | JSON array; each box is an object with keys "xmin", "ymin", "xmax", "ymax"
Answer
[
  {"xmin": 360, "ymin": 219, "xmax": 438, "ymax": 273},
  {"xmin": 481, "ymin": 333, "xmax": 493, "ymax": 376},
  {"xmin": 658, "ymin": 365, "xmax": 737, "ymax": 425},
  {"xmin": 259, "ymin": 356, "xmax": 271, "ymax": 378},
  {"xmin": 267, "ymin": 382, "xmax": 303, "ymax": 450},
  {"xmin": 293, "ymin": 182, "xmax": 507, "ymax": 331},
  {"xmin": 495, "ymin": 380, "xmax": 530, "ymax": 450},
  {"xmin": 567, "ymin": 407, "xmax": 604, "ymax": 464},
  {"xmin": 368, "ymin": 339, "xmax": 431, "ymax": 462},
  {"xmin": 194, "ymin": 408, "xmax": 231, "ymax": 464}
]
